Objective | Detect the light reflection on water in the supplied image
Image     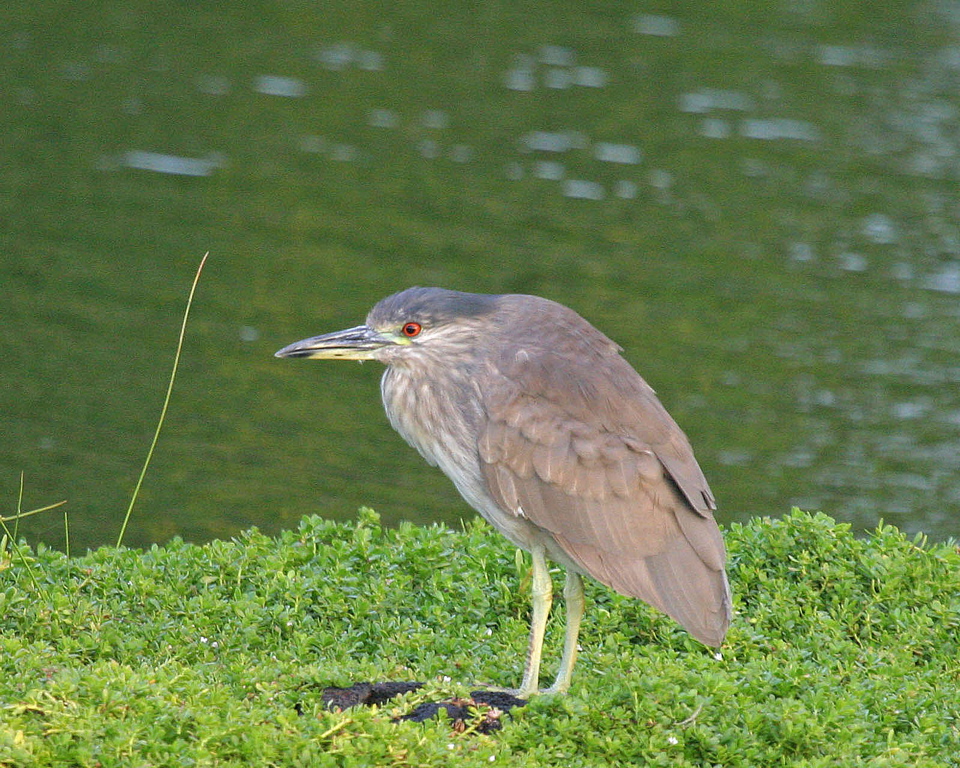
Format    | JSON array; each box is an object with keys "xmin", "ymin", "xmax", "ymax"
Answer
[
  {"xmin": 97, "ymin": 19, "xmax": 960, "ymax": 534},
  {"xmin": 6, "ymin": 5, "xmax": 960, "ymax": 547}
]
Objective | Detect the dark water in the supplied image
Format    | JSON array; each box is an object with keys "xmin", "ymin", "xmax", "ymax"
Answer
[{"xmin": 3, "ymin": 2, "xmax": 960, "ymax": 550}]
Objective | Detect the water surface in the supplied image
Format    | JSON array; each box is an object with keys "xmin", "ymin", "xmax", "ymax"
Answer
[{"xmin": 2, "ymin": 1, "xmax": 959, "ymax": 549}]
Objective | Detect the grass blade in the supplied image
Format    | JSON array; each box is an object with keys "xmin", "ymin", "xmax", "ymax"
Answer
[{"xmin": 116, "ymin": 252, "xmax": 208, "ymax": 548}]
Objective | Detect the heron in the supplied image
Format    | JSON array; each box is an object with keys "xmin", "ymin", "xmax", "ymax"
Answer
[{"xmin": 276, "ymin": 287, "xmax": 731, "ymax": 696}]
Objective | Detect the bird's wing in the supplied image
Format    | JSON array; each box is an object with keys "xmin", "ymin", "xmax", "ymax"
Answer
[{"xmin": 478, "ymin": 345, "xmax": 730, "ymax": 646}]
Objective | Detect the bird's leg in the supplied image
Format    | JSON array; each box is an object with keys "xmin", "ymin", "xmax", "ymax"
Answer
[
  {"xmin": 517, "ymin": 545, "xmax": 552, "ymax": 698},
  {"xmin": 546, "ymin": 571, "xmax": 584, "ymax": 694}
]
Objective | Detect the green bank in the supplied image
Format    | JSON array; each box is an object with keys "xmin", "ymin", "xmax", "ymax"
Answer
[{"xmin": 1, "ymin": 509, "xmax": 957, "ymax": 766}]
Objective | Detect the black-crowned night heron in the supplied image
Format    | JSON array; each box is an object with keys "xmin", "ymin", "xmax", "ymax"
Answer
[{"xmin": 276, "ymin": 287, "xmax": 731, "ymax": 696}]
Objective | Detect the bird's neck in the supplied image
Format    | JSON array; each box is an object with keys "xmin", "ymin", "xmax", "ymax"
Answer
[{"xmin": 380, "ymin": 363, "xmax": 484, "ymax": 473}]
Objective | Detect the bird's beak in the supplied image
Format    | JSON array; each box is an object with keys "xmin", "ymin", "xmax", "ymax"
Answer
[{"xmin": 274, "ymin": 325, "xmax": 395, "ymax": 361}]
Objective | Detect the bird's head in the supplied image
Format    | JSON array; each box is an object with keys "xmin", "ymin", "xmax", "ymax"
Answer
[{"xmin": 275, "ymin": 287, "xmax": 500, "ymax": 367}]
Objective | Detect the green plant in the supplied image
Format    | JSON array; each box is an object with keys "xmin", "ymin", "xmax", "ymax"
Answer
[{"xmin": 0, "ymin": 509, "xmax": 957, "ymax": 766}]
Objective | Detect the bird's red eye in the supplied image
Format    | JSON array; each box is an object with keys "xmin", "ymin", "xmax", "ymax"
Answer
[{"xmin": 402, "ymin": 322, "xmax": 422, "ymax": 338}]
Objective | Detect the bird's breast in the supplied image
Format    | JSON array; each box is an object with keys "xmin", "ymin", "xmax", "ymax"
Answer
[{"xmin": 379, "ymin": 363, "xmax": 562, "ymax": 555}]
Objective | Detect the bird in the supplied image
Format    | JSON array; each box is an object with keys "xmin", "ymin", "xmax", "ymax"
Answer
[{"xmin": 275, "ymin": 287, "xmax": 731, "ymax": 696}]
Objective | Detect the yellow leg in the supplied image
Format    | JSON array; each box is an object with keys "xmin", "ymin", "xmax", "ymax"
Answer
[
  {"xmin": 517, "ymin": 545, "xmax": 552, "ymax": 698},
  {"xmin": 547, "ymin": 571, "xmax": 584, "ymax": 694}
]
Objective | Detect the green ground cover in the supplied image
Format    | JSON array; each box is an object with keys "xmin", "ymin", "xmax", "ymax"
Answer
[{"xmin": 1, "ymin": 509, "xmax": 958, "ymax": 766}]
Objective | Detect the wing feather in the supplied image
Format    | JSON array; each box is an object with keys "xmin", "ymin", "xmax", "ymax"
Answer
[{"xmin": 479, "ymin": 333, "xmax": 731, "ymax": 646}]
